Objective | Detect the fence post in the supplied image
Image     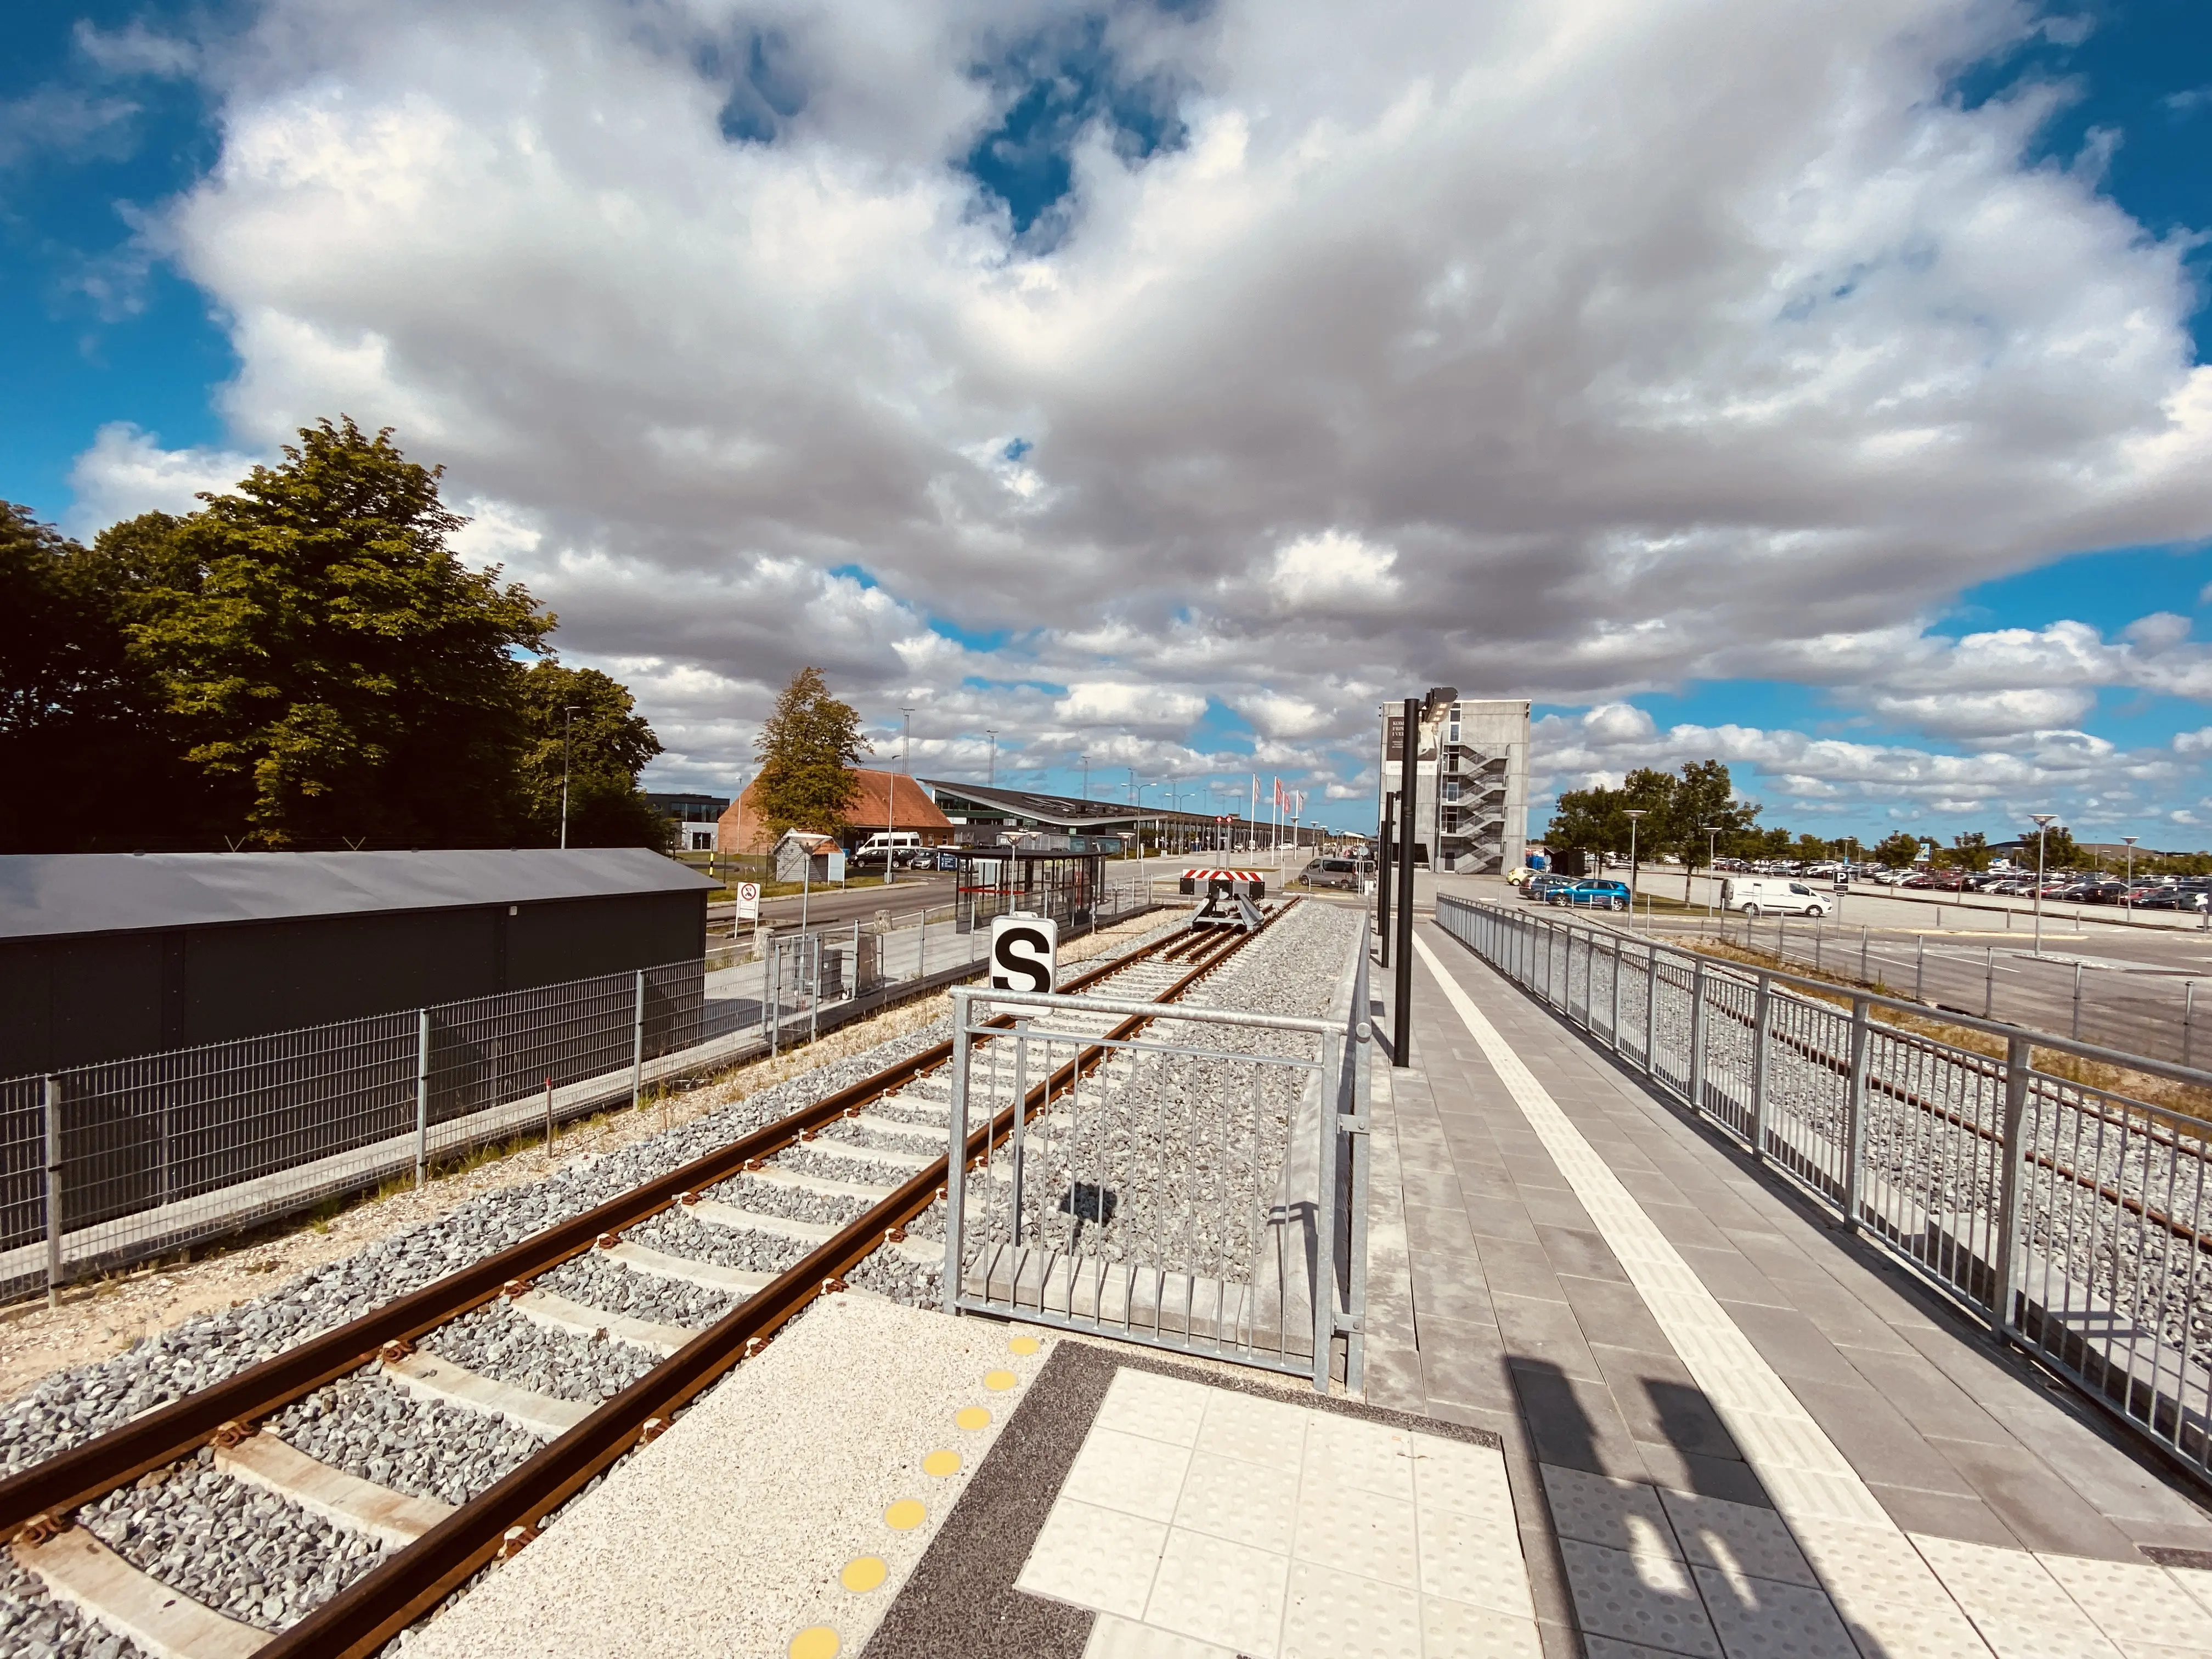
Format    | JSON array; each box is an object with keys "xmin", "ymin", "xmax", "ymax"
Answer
[
  {"xmin": 1860, "ymin": 926, "xmax": 1870, "ymax": 984},
  {"xmin": 1815, "ymin": 925, "xmax": 1824, "ymax": 974},
  {"xmin": 544, "ymin": 1076, "xmax": 554, "ymax": 1155},
  {"xmin": 809, "ymin": 935, "xmax": 822, "ymax": 1045},
  {"xmin": 1688, "ymin": 955, "xmax": 1708, "ymax": 1112},
  {"xmin": 2071, "ymin": 962, "xmax": 2084, "ymax": 1041},
  {"xmin": 1313, "ymin": 1022, "xmax": 1342, "ymax": 1395},
  {"xmin": 769, "ymin": 938, "xmax": 781, "ymax": 1057},
  {"xmin": 414, "ymin": 1010, "xmax": 431, "ymax": 1189},
  {"xmin": 1609, "ymin": 934, "xmax": 1622, "ymax": 1049},
  {"xmin": 1915, "ymin": 934, "xmax": 1925, "ymax": 1003},
  {"xmin": 919, "ymin": 911, "xmax": 928, "ymax": 980},
  {"xmin": 2188, "ymin": 983, "xmax": 2197, "ymax": 1070},
  {"xmin": 1984, "ymin": 946, "xmax": 1995, "ymax": 1020},
  {"xmin": 1989, "ymin": 1035, "xmax": 2033, "ymax": 1338},
  {"xmin": 631, "ymin": 969, "xmax": 646, "ymax": 1110},
  {"xmin": 1842, "ymin": 997, "xmax": 1870, "ymax": 1232},
  {"xmin": 1751, "ymin": 975, "xmax": 1771, "ymax": 1164},
  {"xmin": 942, "ymin": 991, "xmax": 973, "ymax": 1313},
  {"xmin": 1642, "ymin": 939, "xmax": 1657, "ymax": 1074},
  {"xmin": 43, "ymin": 1076, "xmax": 62, "ymax": 1307}
]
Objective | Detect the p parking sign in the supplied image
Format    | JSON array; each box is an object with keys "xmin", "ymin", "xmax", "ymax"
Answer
[{"xmin": 989, "ymin": 913, "xmax": 1058, "ymax": 1000}]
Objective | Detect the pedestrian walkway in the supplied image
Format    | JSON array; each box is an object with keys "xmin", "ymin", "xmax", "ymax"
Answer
[{"xmin": 1367, "ymin": 918, "xmax": 2212, "ymax": 1658}]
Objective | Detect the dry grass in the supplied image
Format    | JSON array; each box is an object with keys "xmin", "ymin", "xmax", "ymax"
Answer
[
  {"xmin": 1685, "ymin": 936, "xmax": 2212, "ymax": 1128},
  {"xmin": 0, "ymin": 907, "xmax": 1181, "ymax": 1404}
]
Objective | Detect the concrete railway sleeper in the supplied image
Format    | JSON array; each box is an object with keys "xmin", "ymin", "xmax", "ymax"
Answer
[{"xmin": 0, "ymin": 902, "xmax": 1291, "ymax": 1659}]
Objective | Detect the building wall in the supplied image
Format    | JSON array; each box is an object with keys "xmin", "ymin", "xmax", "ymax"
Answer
[
  {"xmin": 0, "ymin": 890, "xmax": 706, "ymax": 1077},
  {"xmin": 1378, "ymin": 698, "xmax": 1530, "ymax": 875}
]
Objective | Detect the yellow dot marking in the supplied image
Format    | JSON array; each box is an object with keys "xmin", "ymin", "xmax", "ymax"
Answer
[
  {"xmin": 984, "ymin": 1369, "xmax": 1018, "ymax": 1392},
  {"xmin": 789, "ymin": 1628, "xmax": 840, "ymax": 1659},
  {"xmin": 840, "ymin": 1557, "xmax": 887, "ymax": 1594},
  {"xmin": 955, "ymin": 1406, "xmax": 990, "ymax": 1431},
  {"xmin": 884, "ymin": 1499, "xmax": 926, "ymax": 1531},
  {"xmin": 922, "ymin": 1449, "xmax": 961, "ymax": 1477},
  {"xmin": 1008, "ymin": 1335, "xmax": 1041, "ymax": 1356}
]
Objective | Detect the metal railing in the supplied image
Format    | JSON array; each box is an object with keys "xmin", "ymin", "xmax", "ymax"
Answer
[
  {"xmin": 2, "ymin": 898, "xmax": 1154, "ymax": 1304},
  {"xmin": 1437, "ymin": 893, "xmax": 2212, "ymax": 1481},
  {"xmin": 943, "ymin": 919, "xmax": 1371, "ymax": 1392},
  {"xmin": 1620, "ymin": 906, "xmax": 2207, "ymax": 1067}
]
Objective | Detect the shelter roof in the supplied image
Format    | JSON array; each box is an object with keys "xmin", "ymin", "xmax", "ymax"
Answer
[{"xmin": 0, "ymin": 849, "xmax": 713, "ymax": 943}]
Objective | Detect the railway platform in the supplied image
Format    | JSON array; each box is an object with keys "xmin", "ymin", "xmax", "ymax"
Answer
[
  {"xmin": 1365, "ymin": 917, "xmax": 2212, "ymax": 1657},
  {"xmin": 325, "ymin": 905, "xmax": 2212, "ymax": 1659}
]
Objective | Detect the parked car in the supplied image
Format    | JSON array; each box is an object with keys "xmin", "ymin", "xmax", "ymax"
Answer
[
  {"xmin": 2136, "ymin": 888, "xmax": 2210, "ymax": 912},
  {"xmin": 1299, "ymin": 856, "xmax": 1373, "ymax": 890},
  {"xmin": 1521, "ymin": 873, "xmax": 1574, "ymax": 901},
  {"xmin": 1719, "ymin": 877, "xmax": 1831, "ymax": 918},
  {"xmin": 1544, "ymin": 878, "xmax": 1632, "ymax": 912}
]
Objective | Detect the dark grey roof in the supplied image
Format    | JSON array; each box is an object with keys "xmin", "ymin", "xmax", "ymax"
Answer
[
  {"xmin": 0, "ymin": 849, "xmax": 714, "ymax": 943},
  {"xmin": 921, "ymin": 779, "xmax": 1224, "ymax": 831}
]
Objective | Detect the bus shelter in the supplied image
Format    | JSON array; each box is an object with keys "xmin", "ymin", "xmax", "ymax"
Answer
[{"xmin": 950, "ymin": 846, "xmax": 1107, "ymax": 932}]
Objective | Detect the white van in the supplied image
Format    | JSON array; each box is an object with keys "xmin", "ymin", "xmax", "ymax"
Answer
[
  {"xmin": 854, "ymin": 831, "xmax": 924, "ymax": 867},
  {"xmin": 1720, "ymin": 878, "xmax": 1830, "ymax": 918}
]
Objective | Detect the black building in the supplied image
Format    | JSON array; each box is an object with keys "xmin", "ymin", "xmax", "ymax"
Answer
[{"xmin": 0, "ymin": 849, "xmax": 714, "ymax": 1078}]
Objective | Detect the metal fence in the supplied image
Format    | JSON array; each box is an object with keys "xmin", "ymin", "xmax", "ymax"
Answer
[
  {"xmin": 941, "ymin": 919, "xmax": 1371, "ymax": 1392},
  {"xmin": 1, "ymin": 894, "xmax": 1153, "ymax": 1304},
  {"xmin": 1625, "ymin": 907, "xmax": 2207, "ymax": 1068},
  {"xmin": 1437, "ymin": 894, "xmax": 2212, "ymax": 1480}
]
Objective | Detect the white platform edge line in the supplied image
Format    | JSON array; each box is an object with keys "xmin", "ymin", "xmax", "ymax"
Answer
[{"xmin": 1408, "ymin": 930, "xmax": 1999, "ymax": 1654}]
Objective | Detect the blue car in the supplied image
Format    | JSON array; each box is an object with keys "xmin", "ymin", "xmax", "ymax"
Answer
[{"xmin": 1545, "ymin": 879, "xmax": 1632, "ymax": 911}]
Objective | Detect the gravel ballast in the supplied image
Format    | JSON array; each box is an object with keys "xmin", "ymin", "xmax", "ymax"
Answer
[
  {"xmin": 419, "ymin": 1304, "xmax": 657, "ymax": 1404},
  {"xmin": 77, "ymin": 1451, "xmax": 387, "ymax": 1632},
  {"xmin": 269, "ymin": 1368, "xmax": 541, "ymax": 1506}
]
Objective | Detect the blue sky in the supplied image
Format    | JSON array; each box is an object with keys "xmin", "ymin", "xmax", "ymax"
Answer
[{"xmin": 7, "ymin": 2, "xmax": 2212, "ymax": 843}]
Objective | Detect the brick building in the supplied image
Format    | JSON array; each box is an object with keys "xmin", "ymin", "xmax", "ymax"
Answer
[{"xmin": 715, "ymin": 769, "xmax": 953, "ymax": 855}]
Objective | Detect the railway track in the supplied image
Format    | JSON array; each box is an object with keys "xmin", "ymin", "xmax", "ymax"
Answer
[{"xmin": 0, "ymin": 905, "xmax": 1291, "ymax": 1658}]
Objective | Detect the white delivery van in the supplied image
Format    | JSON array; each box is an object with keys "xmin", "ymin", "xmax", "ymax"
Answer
[
  {"xmin": 855, "ymin": 831, "xmax": 925, "ymax": 866},
  {"xmin": 1719, "ymin": 878, "xmax": 1830, "ymax": 918}
]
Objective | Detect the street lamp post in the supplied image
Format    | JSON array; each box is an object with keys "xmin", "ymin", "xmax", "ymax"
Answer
[
  {"xmin": 1080, "ymin": 754, "xmax": 1090, "ymax": 802},
  {"xmin": 558, "ymin": 704, "xmax": 580, "ymax": 849},
  {"xmin": 985, "ymin": 729, "xmax": 996, "ymax": 786},
  {"xmin": 2031, "ymin": 814, "xmax": 2057, "ymax": 955},
  {"xmin": 2124, "ymin": 834, "xmax": 2138, "ymax": 918},
  {"xmin": 884, "ymin": 708, "xmax": 912, "ymax": 889},
  {"xmin": 1702, "ymin": 825, "xmax": 1722, "ymax": 916},
  {"xmin": 1625, "ymin": 809, "xmax": 1647, "ymax": 928}
]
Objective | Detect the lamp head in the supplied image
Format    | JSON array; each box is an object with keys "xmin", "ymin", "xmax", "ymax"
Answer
[{"xmin": 2031, "ymin": 814, "xmax": 2058, "ymax": 828}]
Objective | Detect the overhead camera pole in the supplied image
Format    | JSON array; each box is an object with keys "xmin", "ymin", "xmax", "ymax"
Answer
[
  {"xmin": 1393, "ymin": 696, "xmax": 1418, "ymax": 1067},
  {"xmin": 1378, "ymin": 791, "xmax": 1398, "ymax": 969}
]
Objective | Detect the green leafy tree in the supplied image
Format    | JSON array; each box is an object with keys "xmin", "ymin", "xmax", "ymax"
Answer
[
  {"xmin": 1873, "ymin": 832, "xmax": 1923, "ymax": 868},
  {"xmin": 0, "ymin": 505, "xmax": 212, "ymax": 850},
  {"xmin": 2025, "ymin": 822, "xmax": 2081, "ymax": 873},
  {"xmin": 753, "ymin": 666, "xmax": 868, "ymax": 838},
  {"xmin": 1936, "ymin": 832, "xmax": 1991, "ymax": 872},
  {"xmin": 1792, "ymin": 832, "xmax": 1831, "ymax": 861},
  {"xmin": 126, "ymin": 419, "xmax": 552, "ymax": 846},
  {"xmin": 1660, "ymin": 759, "xmax": 1760, "ymax": 899},
  {"xmin": 518, "ymin": 662, "xmax": 667, "ymax": 848}
]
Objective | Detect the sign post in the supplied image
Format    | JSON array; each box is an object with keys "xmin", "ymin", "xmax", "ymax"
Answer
[{"xmin": 989, "ymin": 913, "xmax": 1058, "ymax": 1007}]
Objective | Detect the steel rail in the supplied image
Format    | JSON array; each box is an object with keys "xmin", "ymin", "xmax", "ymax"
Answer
[
  {"xmin": 257, "ymin": 906, "xmax": 1285, "ymax": 1658},
  {"xmin": 0, "ymin": 921, "xmax": 1218, "ymax": 1546}
]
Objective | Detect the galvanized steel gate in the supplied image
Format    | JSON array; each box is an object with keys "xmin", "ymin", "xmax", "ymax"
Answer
[{"xmin": 942, "ymin": 922, "xmax": 1372, "ymax": 1391}]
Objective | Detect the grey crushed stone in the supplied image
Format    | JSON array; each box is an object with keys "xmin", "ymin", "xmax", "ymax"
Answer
[
  {"xmin": 419, "ymin": 1304, "xmax": 655, "ymax": 1404},
  {"xmin": 0, "ymin": 1549, "xmax": 134, "ymax": 1659},
  {"xmin": 624, "ymin": 1210, "xmax": 812, "ymax": 1275},
  {"xmin": 77, "ymin": 1451, "xmax": 386, "ymax": 1632},
  {"xmin": 537, "ymin": 1250, "xmax": 738, "ymax": 1329},
  {"xmin": 813, "ymin": 1123, "xmax": 944, "ymax": 1156},
  {"xmin": 0, "ymin": 1018, "xmax": 961, "ymax": 1479},
  {"xmin": 698, "ymin": 1174, "xmax": 872, "ymax": 1227},
  {"xmin": 270, "ymin": 1367, "xmax": 541, "ymax": 1506},
  {"xmin": 777, "ymin": 1143, "xmax": 920, "ymax": 1186}
]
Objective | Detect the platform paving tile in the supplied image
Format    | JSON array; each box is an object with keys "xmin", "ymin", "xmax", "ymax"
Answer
[
  {"xmin": 1018, "ymin": 1367, "xmax": 1543, "ymax": 1659},
  {"xmin": 1358, "ymin": 923, "xmax": 2212, "ymax": 1659}
]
